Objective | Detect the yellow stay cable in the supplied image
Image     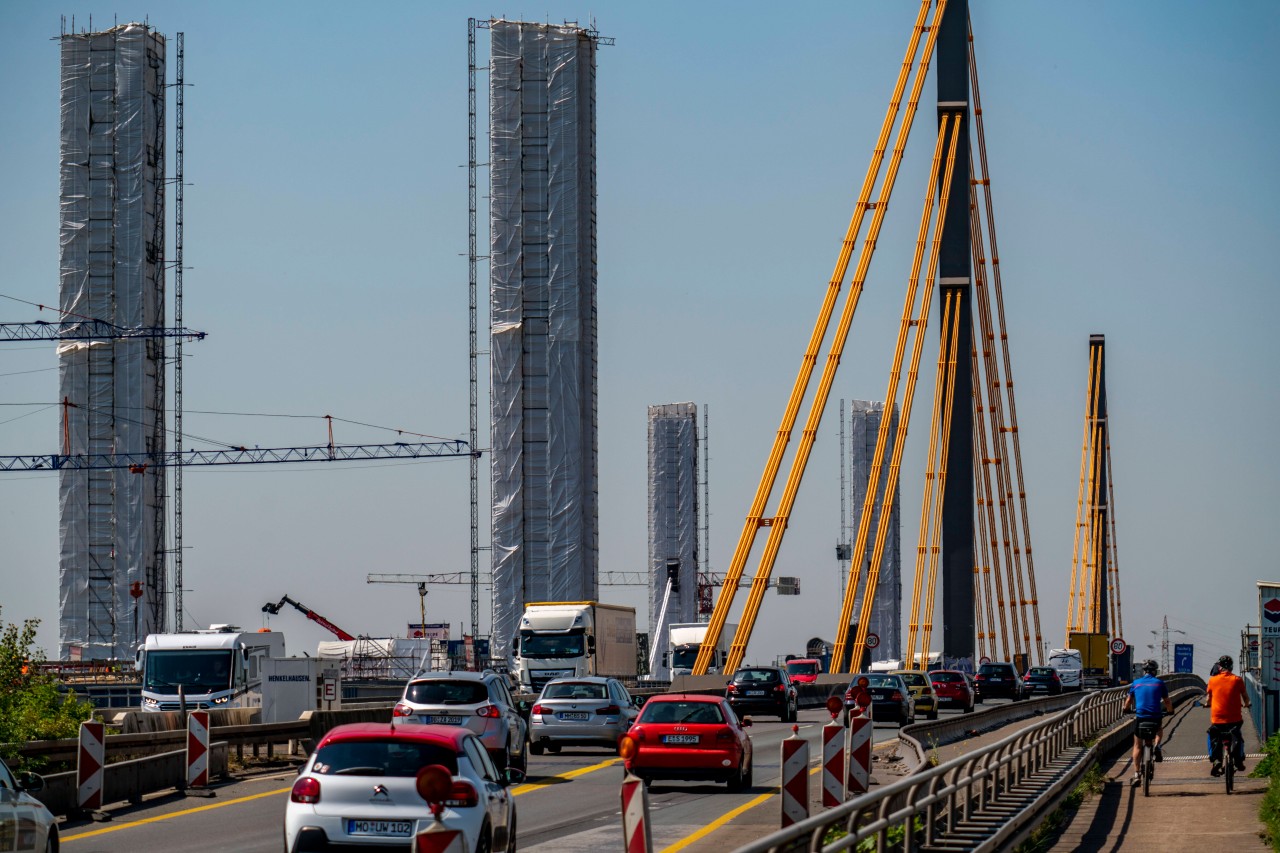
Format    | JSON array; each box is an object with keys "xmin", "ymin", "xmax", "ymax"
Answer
[
  {"xmin": 972, "ymin": 325, "xmax": 1012, "ymax": 661},
  {"xmin": 1067, "ymin": 344, "xmax": 1101, "ymax": 637},
  {"xmin": 1107, "ymin": 441, "xmax": 1124, "ymax": 640},
  {"xmin": 691, "ymin": 0, "xmax": 940, "ymax": 675}
]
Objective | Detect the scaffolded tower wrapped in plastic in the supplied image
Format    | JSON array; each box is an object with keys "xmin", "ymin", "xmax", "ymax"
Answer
[
  {"xmin": 647, "ymin": 403, "xmax": 699, "ymax": 679},
  {"xmin": 850, "ymin": 401, "xmax": 902, "ymax": 662},
  {"xmin": 58, "ymin": 24, "xmax": 167, "ymax": 659},
  {"xmin": 490, "ymin": 21, "xmax": 599, "ymax": 652}
]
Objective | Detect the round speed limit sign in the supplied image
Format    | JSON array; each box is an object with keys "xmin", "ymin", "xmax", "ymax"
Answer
[
  {"xmin": 1110, "ymin": 638, "xmax": 1127, "ymax": 655},
  {"xmin": 865, "ymin": 632, "xmax": 880, "ymax": 650}
]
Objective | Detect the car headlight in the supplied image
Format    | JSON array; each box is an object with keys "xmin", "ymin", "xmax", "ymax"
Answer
[
  {"xmin": 212, "ymin": 694, "xmax": 231, "ymax": 704},
  {"xmin": 142, "ymin": 697, "xmax": 160, "ymax": 709}
]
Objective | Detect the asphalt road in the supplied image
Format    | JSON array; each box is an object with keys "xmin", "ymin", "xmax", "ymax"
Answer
[{"xmin": 56, "ymin": 702, "xmax": 1004, "ymax": 852}]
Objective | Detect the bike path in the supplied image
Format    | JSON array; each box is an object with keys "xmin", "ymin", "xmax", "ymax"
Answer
[{"xmin": 1049, "ymin": 701, "xmax": 1268, "ymax": 851}]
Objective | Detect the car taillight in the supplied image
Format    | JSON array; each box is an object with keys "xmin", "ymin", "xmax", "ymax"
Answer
[
  {"xmin": 475, "ymin": 704, "xmax": 502, "ymax": 719},
  {"xmin": 716, "ymin": 727, "xmax": 735, "ymax": 742},
  {"xmin": 630, "ymin": 726, "xmax": 645, "ymax": 742},
  {"xmin": 530, "ymin": 704, "xmax": 546, "ymax": 716},
  {"xmin": 444, "ymin": 780, "xmax": 479, "ymax": 808},
  {"xmin": 393, "ymin": 703, "xmax": 414, "ymax": 717},
  {"xmin": 726, "ymin": 683, "xmax": 738, "ymax": 694},
  {"xmin": 1024, "ymin": 674, "xmax": 1031, "ymax": 681},
  {"xmin": 773, "ymin": 684, "xmax": 785, "ymax": 692},
  {"xmin": 597, "ymin": 704, "xmax": 621, "ymax": 715},
  {"xmin": 891, "ymin": 691, "xmax": 904, "ymax": 701},
  {"xmin": 291, "ymin": 776, "xmax": 321, "ymax": 804},
  {"xmin": 843, "ymin": 688, "xmax": 854, "ymax": 701}
]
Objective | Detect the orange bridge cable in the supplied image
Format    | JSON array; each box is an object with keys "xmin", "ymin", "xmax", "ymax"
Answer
[
  {"xmin": 1082, "ymin": 410, "xmax": 1107, "ymax": 634},
  {"xmin": 1107, "ymin": 441, "xmax": 1124, "ymax": 640},
  {"xmin": 967, "ymin": 169, "xmax": 1031, "ymax": 664},
  {"xmin": 969, "ymin": 21, "xmax": 1044, "ymax": 661},
  {"xmin": 827, "ymin": 92, "xmax": 952, "ymax": 672},
  {"xmin": 973, "ymin": 423, "xmax": 1001, "ymax": 663},
  {"xmin": 695, "ymin": 0, "xmax": 937, "ymax": 676},
  {"xmin": 920, "ymin": 290, "xmax": 962, "ymax": 664},
  {"xmin": 832, "ymin": 107, "xmax": 953, "ymax": 673},
  {"xmin": 842, "ymin": 109, "xmax": 962, "ymax": 672},
  {"xmin": 971, "ymin": 325, "xmax": 1012, "ymax": 661},
  {"xmin": 1069, "ymin": 345, "xmax": 1101, "ymax": 636},
  {"xmin": 904, "ymin": 283, "xmax": 955, "ymax": 670},
  {"xmin": 1091, "ymin": 420, "xmax": 1109, "ymax": 635},
  {"xmin": 970, "ymin": 349, "xmax": 997, "ymax": 663}
]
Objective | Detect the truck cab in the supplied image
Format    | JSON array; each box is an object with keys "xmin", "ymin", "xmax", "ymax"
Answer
[{"xmin": 513, "ymin": 602, "xmax": 637, "ymax": 692}]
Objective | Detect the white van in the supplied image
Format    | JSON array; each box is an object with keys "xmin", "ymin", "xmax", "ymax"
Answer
[{"xmin": 1046, "ymin": 648, "xmax": 1084, "ymax": 691}]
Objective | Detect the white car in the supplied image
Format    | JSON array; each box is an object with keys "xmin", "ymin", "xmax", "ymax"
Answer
[
  {"xmin": 528, "ymin": 676, "xmax": 640, "ymax": 753},
  {"xmin": 285, "ymin": 722, "xmax": 519, "ymax": 853},
  {"xmin": 392, "ymin": 670, "xmax": 529, "ymax": 773},
  {"xmin": 0, "ymin": 755, "xmax": 58, "ymax": 853}
]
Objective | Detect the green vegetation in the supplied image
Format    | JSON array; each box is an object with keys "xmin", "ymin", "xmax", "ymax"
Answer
[
  {"xmin": 821, "ymin": 816, "xmax": 923, "ymax": 851},
  {"xmin": 0, "ymin": 608, "xmax": 97, "ymax": 769},
  {"xmin": 1253, "ymin": 732, "xmax": 1280, "ymax": 850},
  {"xmin": 1012, "ymin": 763, "xmax": 1106, "ymax": 853}
]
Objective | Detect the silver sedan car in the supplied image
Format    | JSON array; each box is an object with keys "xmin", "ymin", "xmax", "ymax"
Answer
[
  {"xmin": 529, "ymin": 677, "xmax": 640, "ymax": 753},
  {"xmin": 0, "ymin": 755, "xmax": 58, "ymax": 853}
]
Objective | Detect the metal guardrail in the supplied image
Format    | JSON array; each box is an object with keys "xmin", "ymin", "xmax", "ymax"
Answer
[{"xmin": 736, "ymin": 674, "xmax": 1204, "ymax": 853}]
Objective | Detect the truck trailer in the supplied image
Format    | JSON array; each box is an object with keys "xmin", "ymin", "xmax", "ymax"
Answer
[
  {"xmin": 513, "ymin": 602, "xmax": 638, "ymax": 692},
  {"xmin": 1068, "ymin": 632, "xmax": 1111, "ymax": 689}
]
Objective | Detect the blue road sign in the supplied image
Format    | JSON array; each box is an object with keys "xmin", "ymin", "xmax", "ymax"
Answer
[{"xmin": 1174, "ymin": 643, "xmax": 1194, "ymax": 674}]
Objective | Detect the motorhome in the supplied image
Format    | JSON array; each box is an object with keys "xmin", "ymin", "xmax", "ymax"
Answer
[{"xmin": 137, "ymin": 625, "xmax": 286, "ymax": 714}]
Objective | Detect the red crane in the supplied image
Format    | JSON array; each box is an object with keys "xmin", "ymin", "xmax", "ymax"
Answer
[{"xmin": 262, "ymin": 594, "xmax": 355, "ymax": 641}]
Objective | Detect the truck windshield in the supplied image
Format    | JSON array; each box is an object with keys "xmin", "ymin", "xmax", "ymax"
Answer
[
  {"xmin": 520, "ymin": 630, "xmax": 585, "ymax": 658},
  {"xmin": 144, "ymin": 650, "xmax": 234, "ymax": 694},
  {"xmin": 670, "ymin": 647, "xmax": 700, "ymax": 670},
  {"xmin": 786, "ymin": 661, "xmax": 819, "ymax": 676}
]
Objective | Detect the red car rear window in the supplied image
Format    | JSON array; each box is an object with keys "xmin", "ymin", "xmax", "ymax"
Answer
[
  {"xmin": 639, "ymin": 701, "xmax": 725, "ymax": 724},
  {"xmin": 311, "ymin": 740, "xmax": 458, "ymax": 777}
]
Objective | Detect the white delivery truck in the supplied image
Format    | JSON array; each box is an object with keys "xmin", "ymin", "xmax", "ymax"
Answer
[
  {"xmin": 666, "ymin": 622, "xmax": 736, "ymax": 677},
  {"xmin": 1046, "ymin": 648, "xmax": 1084, "ymax": 691},
  {"xmin": 513, "ymin": 602, "xmax": 637, "ymax": 692},
  {"xmin": 136, "ymin": 625, "xmax": 289, "ymax": 717}
]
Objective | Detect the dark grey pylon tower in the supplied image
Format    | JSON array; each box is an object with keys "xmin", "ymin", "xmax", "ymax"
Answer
[
  {"xmin": 937, "ymin": 0, "xmax": 975, "ymax": 668},
  {"xmin": 1090, "ymin": 335, "xmax": 1109, "ymax": 636}
]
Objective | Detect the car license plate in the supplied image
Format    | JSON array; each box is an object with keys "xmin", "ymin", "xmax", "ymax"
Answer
[
  {"xmin": 989, "ymin": 677, "xmax": 1003, "ymax": 682},
  {"xmin": 662, "ymin": 734, "xmax": 699, "ymax": 744},
  {"xmin": 561, "ymin": 712, "xmax": 589, "ymax": 721},
  {"xmin": 347, "ymin": 819, "xmax": 412, "ymax": 837},
  {"xmin": 419, "ymin": 715, "xmax": 463, "ymax": 725},
  {"xmin": 746, "ymin": 690, "xmax": 766, "ymax": 696}
]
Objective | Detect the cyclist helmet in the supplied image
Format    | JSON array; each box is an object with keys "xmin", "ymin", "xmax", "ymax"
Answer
[
  {"xmin": 1218, "ymin": 655, "xmax": 1234, "ymax": 672},
  {"xmin": 1142, "ymin": 659, "xmax": 1159, "ymax": 675}
]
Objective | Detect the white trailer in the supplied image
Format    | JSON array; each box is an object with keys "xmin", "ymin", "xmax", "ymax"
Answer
[
  {"xmin": 513, "ymin": 602, "xmax": 637, "ymax": 692},
  {"xmin": 136, "ymin": 625, "xmax": 288, "ymax": 717},
  {"xmin": 666, "ymin": 622, "xmax": 736, "ymax": 677}
]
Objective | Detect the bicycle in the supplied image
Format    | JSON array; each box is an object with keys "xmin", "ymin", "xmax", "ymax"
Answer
[
  {"xmin": 1135, "ymin": 717, "xmax": 1160, "ymax": 797},
  {"xmin": 1209, "ymin": 722, "xmax": 1243, "ymax": 794}
]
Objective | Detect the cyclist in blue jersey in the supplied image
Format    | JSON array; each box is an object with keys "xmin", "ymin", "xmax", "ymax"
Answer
[{"xmin": 1122, "ymin": 659, "xmax": 1172, "ymax": 786}]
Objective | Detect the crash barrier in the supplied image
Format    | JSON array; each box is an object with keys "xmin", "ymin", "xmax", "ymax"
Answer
[
  {"xmin": 621, "ymin": 771, "xmax": 654, "ymax": 852},
  {"xmin": 186, "ymin": 711, "xmax": 210, "ymax": 789},
  {"xmin": 845, "ymin": 715, "xmax": 872, "ymax": 797},
  {"xmin": 735, "ymin": 674, "xmax": 1204, "ymax": 853},
  {"xmin": 76, "ymin": 720, "xmax": 104, "ymax": 812},
  {"xmin": 37, "ymin": 743, "xmax": 230, "ymax": 817},
  {"xmin": 821, "ymin": 723, "xmax": 844, "ymax": 808},
  {"xmin": 780, "ymin": 728, "xmax": 810, "ymax": 828},
  {"xmin": 413, "ymin": 823, "xmax": 469, "ymax": 852}
]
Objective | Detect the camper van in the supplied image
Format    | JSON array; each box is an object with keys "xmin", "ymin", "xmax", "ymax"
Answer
[{"xmin": 137, "ymin": 625, "xmax": 286, "ymax": 713}]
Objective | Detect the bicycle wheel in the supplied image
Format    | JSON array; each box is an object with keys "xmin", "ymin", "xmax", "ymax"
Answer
[
  {"xmin": 1225, "ymin": 746, "xmax": 1235, "ymax": 794},
  {"xmin": 1143, "ymin": 742, "xmax": 1152, "ymax": 797}
]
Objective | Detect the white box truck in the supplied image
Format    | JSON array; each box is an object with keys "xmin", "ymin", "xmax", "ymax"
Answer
[
  {"xmin": 1046, "ymin": 648, "xmax": 1084, "ymax": 691},
  {"xmin": 513, "ymin": 602, "xmax": 637, "ymax": 692},
  {"xmin": 666, "ymin": 622, "xmax": 736, "ymax": 677},
  {"xmin": 136, "ymin": 625, "xmax": 288, "ymax": 716}
]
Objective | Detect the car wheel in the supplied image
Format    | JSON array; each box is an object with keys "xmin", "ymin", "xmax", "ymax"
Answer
[
  {"xmin": 529, "ymin": 740, "xmax": 544, "ymax": 756},
  {"xmin": 504, "ymin": 807, "xmax": 518, "ymax": 853},
  {"xmin": 964, "ymin": 702, "xmax": 974, "ymax": 714},
  {"xmin": 727, "ymin": 758, "xmax": 747, "ymax": 792},
  {"xmin": 492, "ymin": 750, "xmax": 508, "ymax": 773},
  {"xmin": 789, "ymin": 700, "xmax": 798, "ymax": 722},
  {"xmin": 548, "ymin": 744, "xmax": 562, "ymax": 755},
  {"xmin": 928, "ymin": 708, "xmax": 938, "ymax": 721},
  {"xmin": 475, "ymin": 819, "xmax": 494, "ymax": 853},
  {"xmin": 45, "ymin": 829, "xmax": 57, "ymax": 853},
  {"xmin": 511, "ymin": 747, "xmax": 527, "ymax": 774}
]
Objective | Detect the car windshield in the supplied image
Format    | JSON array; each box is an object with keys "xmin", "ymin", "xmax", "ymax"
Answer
[
  {"xmin": 311, "ymin": 739, "xmax": 458, "ymax": 777},
  {"xmin": 733, "ymin": 669, "xmax": 780, "ymax": 684},
  {"xmin": 405, "ymin": 680, "xmax": 489, "ymax": 705},
  {"xmin": 851, "ymin": 674, "xmax": 899, "ymax": 689},
  {"xmin": 1030, "ymin": 668, "xmax": 1056, "ymax": 676},
  {"xmin": 786, "ymin": 661, "xmax": 818, "ymax": 676},
  {"xmin": 143, "ymin": 650, "xmax": 234, "ymax": 694},
  {"xmin": 896, "ymin": 672, "xmax": 927, "ymax": 687},
  {"xmin": 520, "ymin": 630, "xmax": 586, "ymax": 658},
  {"xmin": 543, "ymin": 682, "xmax": 608, "ymax": 700},
  {"xmin": 979, "ymin": 664, "xmax": 1011, "ymax": 675},
  {"xmin": 931, "ymin": 672, "xmax": 964, "ymax": 683},
  {"xmin": 639, "ymin": 701, "xmax": 725, "ymax": 724}
]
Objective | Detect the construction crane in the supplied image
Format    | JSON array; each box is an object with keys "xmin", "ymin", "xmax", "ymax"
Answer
[
  {"xmin": 365, "ymin": 573, "xmax": 480, "ymax": 637},
  {"xmin": 262, "ymin": 594, "xmax": 355, "ymax": 641}
]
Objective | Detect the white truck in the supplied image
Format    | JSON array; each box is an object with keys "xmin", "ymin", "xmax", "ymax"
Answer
[
  {"xmin": 513, "ymin": 602, "xmax": 637, "ymax": 692},
  {"xmin": 1046, "ymin": 648, "xmax": 1084, "ymax": 692},
  {"xmin": 136, "ymin": 625, "xmax": 293, "ymax": 717},
  {"xmin": 666, "ymin": 622, "xmax": 736, "ymax": 677}
]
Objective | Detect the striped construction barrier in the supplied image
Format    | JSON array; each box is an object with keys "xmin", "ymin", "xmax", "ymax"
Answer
[
  {"xmin": 413, "ymin": 822, "xmax": 468, "ymax": 853},
  {"xmin": 76, "ymin": 720, "xmax": 105, "ymax": 811},
  {"xmin": 846, "ymin": 713, "xmax": 872, "ymax": 797},
  {"xmin": 621, "ymin": 770, "xmax": 653, "ymax": 853},
  {"xmin": 186, "ymin": 710, "xmax": 210, "ymax": 789},
  {"xmin": 822, "ymin": 722, "xmax": 845, "ymax": 808},
  {"xmin": 780, "ymin": 725, "xmax": 809, "ymax": 828}
]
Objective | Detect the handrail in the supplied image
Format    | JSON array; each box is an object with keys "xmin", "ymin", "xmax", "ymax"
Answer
[{"xmin": 736, "ymin": 674, "xmax": 1204, "ymax": 852}]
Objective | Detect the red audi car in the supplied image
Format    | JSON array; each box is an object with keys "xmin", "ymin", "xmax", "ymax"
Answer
[
  {"xmin": 929, "ymin": 669, "xmax": 976, "ymax": 713},
  {"xmin": 618, "ymin": 693, "xmax": 753, "ymax": 790}
]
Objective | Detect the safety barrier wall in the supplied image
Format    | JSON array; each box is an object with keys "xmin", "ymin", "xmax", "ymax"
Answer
[
  {"xmin": 735, "ymin": 674, "xmax": 1204, "ymax": 853},
  {"xmin": 1244, "ymin": 671, "xmax": 1274, "ymax": 741},
  {"xmin": 34, "ymin": 743, "xmax": 229, "ymax": 817}
]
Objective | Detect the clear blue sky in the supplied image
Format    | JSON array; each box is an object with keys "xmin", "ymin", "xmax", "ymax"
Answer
[{"xmin": 2, "ymin": 2, "xmax": 1277, "ymax": 678}]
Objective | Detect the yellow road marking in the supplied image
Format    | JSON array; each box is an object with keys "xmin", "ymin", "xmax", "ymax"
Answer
[
  {"xmin": 659, "ymin": 788, "xmax": 777, "ymax": 852},
  {"xmin": 512, "ymin": 756, "xmax": 621, "ymax": 795},
  {"xmin": 62, "ymin": 785, "xmax": 291, "ymax": 842}
]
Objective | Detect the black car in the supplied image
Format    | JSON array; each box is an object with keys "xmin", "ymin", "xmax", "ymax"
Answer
[
  {"xmin": 974, "ymin": 662, "xmax": 1026, "ymax": 701},
  {"xmin": 1022, "ymin": 666, "xmax": 1063, "ymax": 696},
  {"xmin": 842, "ymin": 673, "xmax": 915, "ymax": 726},
  {"xmin": 726, "ymin": 666, "xmax": 798, "ymax": 721}
]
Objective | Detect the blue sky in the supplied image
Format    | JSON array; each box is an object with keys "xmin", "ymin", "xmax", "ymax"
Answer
[{"xmin": 1, "ymin": 2, "xmax": 1277, "ymax": 678}]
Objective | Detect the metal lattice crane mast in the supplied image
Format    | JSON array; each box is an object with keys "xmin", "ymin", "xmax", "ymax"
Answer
[
  {"xmin": 366, "ymin": 572, "xmax": 481, "ymax": 639},
  {"xmin": 693, "ymin": 0, "xmax": 946, "ymax": 677}
]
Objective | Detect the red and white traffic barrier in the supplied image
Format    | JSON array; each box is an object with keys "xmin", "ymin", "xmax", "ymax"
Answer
[
  {"xmin": 186, "ymin": 710, "xmax": 210, "ymax": 789},
  {"xmin": 413, "ymin": 822, "xmax": 468, "ymax": 853},
  {"xmin": 780, "ymin": 725, "xmax": 809, "ymax": 828},
  {"xmin": 77, "ymin": 719, "xmax": 105, "ymax": 811},
  {"xmin": 822, "ymin": 722, "xmax": 845, "ymax": 808},
  {"xmin": 846, "ymin": 713, "xmax": 872, "ymax": 797},
  {"xmin": 621, "ymin": 770, "xmax": 653, "ymax": 853}
]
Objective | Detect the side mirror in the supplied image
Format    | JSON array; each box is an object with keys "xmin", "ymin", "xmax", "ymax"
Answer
[
  {"xmin": 134, "ymin": 648, "xmax": 145, "ymax": 672},
  {"xmin": 661, "ymin": 653, "xmax": 669, "ymax": 667},
  {"xmin": 741, "ymin": 716, "xmax": 753, "ymax": 728},
  {"xmin": 16, "ymin": 772, "xmax": 44, "ymax": 794},
  {"xmin": 587, "ymin": 634, "xmax": 596, "ymax": 654},
  {"xmin": 512, "ymin": 638, "xmax": 518, "ymax": 653},
  {"xmin": 633, "ymin": 695, "xmax": 647, "ymax": 708},
  {"xmin": 504, "ymin": 767, "xmax": 526, "ymax": 786}
]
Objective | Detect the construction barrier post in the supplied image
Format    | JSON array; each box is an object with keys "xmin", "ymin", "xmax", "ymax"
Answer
[
  {"xmin": 76, "ymin": 719, "xmax": 105, "ymax": 813},
  {"xmin": 621, "ymin": 770, "xmax": 653, "ymax": 853},
  {"xmin": 846, "ymin": 712, "xmax": 872, "ymax": 797},
  {"xmin": 412, "ymin": 821, "xmax": 468, "ymax": 853},
  {"xmin": 185, "ymin": 709, "xmax": 212, "ymax": 794},
  {"xmin": 822, "ymin": 721, "xmax": 845, "ymax": 808},
  {"xmin": 780, "ymin": 725, "xmax": 809, "ymax": 828}
]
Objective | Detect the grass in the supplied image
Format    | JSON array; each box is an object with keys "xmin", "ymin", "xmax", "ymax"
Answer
[
  {"xmin": 1011, "ymin": 763, "xmax": 1106, "ymax": 853},
  {"xmin": 1253, "ymin": 733, "xmax": 1280, "ymax": 851}
]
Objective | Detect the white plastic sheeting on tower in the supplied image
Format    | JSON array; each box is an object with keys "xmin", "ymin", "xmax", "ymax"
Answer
[
  {"xmin": 58, "ymin": 24, "xmax": 167, "ymax": 660},
  {"xmin": 850, "ymin": 401, "xmax": 902, "ymax": 662},
  {"xmin": 490, "ymin": 21, "xmax": 599, "ymax": 654},
  {"xmin": 647, "ymin": 403, "xmax": 699, "ymax": 680}
]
